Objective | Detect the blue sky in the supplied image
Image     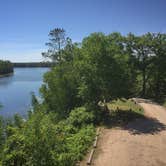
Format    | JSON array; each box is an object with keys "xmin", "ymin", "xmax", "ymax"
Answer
[{"xmin": 0, "ymin": 0, "xmax": 166, "ymax": 62}]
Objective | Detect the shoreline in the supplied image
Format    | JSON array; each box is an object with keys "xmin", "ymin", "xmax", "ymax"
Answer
[{"xmin": 0, "ymin": 72, "xmax": 14, "ymax": 78}]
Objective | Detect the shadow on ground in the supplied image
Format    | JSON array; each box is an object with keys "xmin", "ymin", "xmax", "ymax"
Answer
[
  {"xmin": 124, "ymin": 117, "xmax": 166, "ymax": 135},
  {"xmin": 102, "ymin": 109, "xmax": 166, "ymax": 135}
]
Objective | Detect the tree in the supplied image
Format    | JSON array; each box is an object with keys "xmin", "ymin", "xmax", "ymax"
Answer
[
  {"xmin": 148, "ymin": 33, "xmax": 166, "ymax": 100},
  {"xmin": 126, "ymin": 33, "xmax": 154, "ymax": 97},
  {"xmin": 41, "ymin": 43, "xmax": 82, "ymax": 118},
  {"xmin": 0, "ymin": 60, "xmax": 13, "ymax": 75},
  {"xmin": 13, "ymin": 114, "xmax": 24, "ymax": 128},
  {"xmin": 42, "ymin": 28, "xmax": 68, "ymax": 62},
  {"xmin": 77, "ymin": 32, "xmax": 133, "ymax": 105},
  {"xmin": 0, "ymin": 116, "xmax": 4, "ymax": 148}
]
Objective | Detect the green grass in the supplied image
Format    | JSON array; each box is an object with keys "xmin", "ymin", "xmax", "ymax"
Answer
[
  {"xmin": 102, "ymin": 98, "xmax": 144, "ymax": 127},
  {"xmin": 108, "ymin": 98, "xmax": 144, "ymax": 114},
  {"xmin": 163, "ymin": 100, "xmax": 166, "ymax": 108}
]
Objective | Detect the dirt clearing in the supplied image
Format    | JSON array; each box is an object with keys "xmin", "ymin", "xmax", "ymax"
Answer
[{"xmin": 91, "ymin": 99, "xmax": 166, "ymax": 166}]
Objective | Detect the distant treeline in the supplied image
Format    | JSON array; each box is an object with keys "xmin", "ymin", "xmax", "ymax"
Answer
[
  {"xmin": 0, "ymin": 60, "xmax": 13, "ymax": 75},
  {"xmin": 13, "ymin": 62, "xmax": 54, "ymax": 67}
]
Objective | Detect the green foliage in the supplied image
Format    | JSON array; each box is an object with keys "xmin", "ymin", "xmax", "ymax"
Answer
[
  {"xmin": 163, "ymin": 100, "xmax": 166, "ymax": 108},
  {"xmin": 40, "ymin": 62, "xmax": 80, "ymax": 118},
  {"xmin": 65, "ymin": 125, "xmax": 95, "ymax": 164},
  {"xmin": 0, "ymin": 116, "xmax": 4, "ymax": 148},
  {"xmin": 13, "ymin": 62, "xmax": 53, "ymax": 67},
  {"xmin": 68, "ymin": 107, "xmax": 94, "ymax": 128},
  {"xmin": 41, "ymin": 32, "xmax": 137, "ymax": 119},
  {"xmin": 31, "ymin": 92, "xmax": 39, "ymax": 109},
  {"xmin": 13, "ymin": 114, "xmax": 24, "ymax": 128},
  {"xmin": 78, "ymin": 32, "xmax": 133, "ymax": 102},
  {"xmin": 1, "ymin": 29, "xmax": 166, "ymax": 165},
  {"xmin": 0, "ymin": 107, "xmax": 95, "ymax": 165},
  {"xmin": 2, "ymin": 131, "xmax": 26, "ymax": 166},
  {"xmin": 104, "ymin": 99, "xmax": 144, "ymax": 126},
  {"xmin": 40, "ymin": 30, "xmax": 166, "ymax": 137},
  {"xmin": 42, "ymin": 28, "xmax": 69, "ymax": 62},
  {"xmin": 146, "ymin": 33, "xmax": 166, "ymax": 100},
  {"xmin": 126, "ymin": 33, "xmax": 166, "ymax": 99},
  {"xmin": 108, "ymin": 98, "xmax": 143, "ymax": 114},
  {"xmin": 0, "ymin": 60, "xmax": 13, "ymax": 75}
]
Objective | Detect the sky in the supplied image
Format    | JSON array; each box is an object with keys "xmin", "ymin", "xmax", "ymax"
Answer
[{"xmin": 0, "ymin": 0, "xmax": 166, "ymax": 62}]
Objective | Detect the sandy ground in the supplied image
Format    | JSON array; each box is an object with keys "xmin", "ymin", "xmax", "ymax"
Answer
[{"xmin": 83, "ymin": 99, "xmax": 166, "ymax": 166}]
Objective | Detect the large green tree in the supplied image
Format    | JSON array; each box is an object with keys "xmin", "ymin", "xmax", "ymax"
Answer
[
  {"xmin": 148, "ymin": 33, "xmax": 166, "ymax": 100},
  {"xmin": 41, "ymin": 32, "xmax": 136, "ymax": 118},
  {"xmin": 77, "ymin": 32, "xmax": 134, "ymax": 104},
  {"xmin": 126, "ymin": 33, "xmax": 154, "ymax": 97}
]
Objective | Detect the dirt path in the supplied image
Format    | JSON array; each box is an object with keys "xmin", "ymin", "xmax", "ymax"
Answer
[{"xmin": 91, "ymin": 99, "xmax": 166, "ymax": 166}]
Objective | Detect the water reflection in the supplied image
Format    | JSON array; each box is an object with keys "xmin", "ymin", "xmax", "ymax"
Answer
[
  {"xmin": 0, "ymin": 68, "xmax": 49, "ymax": 117},
  {"xmin": 0, "ymin": 75, "xmax": 14, "ymax": 87}
]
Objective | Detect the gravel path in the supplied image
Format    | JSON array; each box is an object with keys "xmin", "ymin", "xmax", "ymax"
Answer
[{"xmin": 92, "ymin": 99, "xmax": 166, "ymax": 166}]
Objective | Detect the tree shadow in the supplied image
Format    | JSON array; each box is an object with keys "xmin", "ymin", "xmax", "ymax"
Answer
[
  {"xmin": 124, "ymin": 117, "xmax": 166, "ymax": 135},
  {"xmin": 102, "ymin": 109, "xmax": 166, "ymax": 135}
]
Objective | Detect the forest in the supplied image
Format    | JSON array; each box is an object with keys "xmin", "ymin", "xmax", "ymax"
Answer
[
  {"xmin": 0, "ymin": 60, "xmax": 13, "ymax": 76},
  {"xmin": 0, "ymin": 29, "xmax": 166, "ymax": 165},
  {"xmin": 13, "ymin": 62, "xmax": 54, "ymax": 68}
]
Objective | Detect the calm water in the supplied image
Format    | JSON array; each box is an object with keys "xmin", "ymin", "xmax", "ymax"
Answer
[{"xmin": 0, "ymin": 68, "xmax": 49, "ymax": 117}]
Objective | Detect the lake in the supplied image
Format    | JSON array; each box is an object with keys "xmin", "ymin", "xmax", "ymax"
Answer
[{"xmin": 0, "ymin": 67, "xmax": 49, "ymax": 117}]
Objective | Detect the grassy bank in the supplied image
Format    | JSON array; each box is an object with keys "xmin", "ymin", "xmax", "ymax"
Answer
[
  {"xmin": 102, "ymin": 98, "xmax": 144, "ymax": 127},
  {"xmin": 108, "ymin": 98, "xmax": 143, "ymax": 114}
]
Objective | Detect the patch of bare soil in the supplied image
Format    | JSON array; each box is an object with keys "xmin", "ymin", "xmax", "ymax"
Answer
[{"xmin": 90, "ymin": 100, "xmax": 166, "ymax": 166}]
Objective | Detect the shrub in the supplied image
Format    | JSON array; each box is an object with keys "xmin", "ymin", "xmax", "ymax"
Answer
[{"xmin": 68, "ymin": 107, "xmax": 94, "ymax": 128}]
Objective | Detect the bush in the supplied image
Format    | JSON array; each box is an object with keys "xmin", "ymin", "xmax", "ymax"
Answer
[
  {"xmin": 65, "ymin": 125, "xmax": 95, "ymax": 164},
  {"xmin": 68, "ymin": 107, "xmax": 94, "ymax": 128},
  {"xmin": 0, "ymin": 107, "xmax": 95, "ymax": 166}
]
